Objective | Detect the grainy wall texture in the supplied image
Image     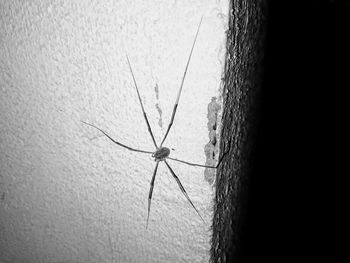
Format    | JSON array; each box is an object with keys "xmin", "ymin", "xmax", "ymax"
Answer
[{"xmin": 0, "ymin": 1, "xmax": 229, "ymax": 262}]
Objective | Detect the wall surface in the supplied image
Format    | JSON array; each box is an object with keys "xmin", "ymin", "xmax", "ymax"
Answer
[{"xmin": 0, "ymin": 1, "xmax": 228, "ymax": 262}]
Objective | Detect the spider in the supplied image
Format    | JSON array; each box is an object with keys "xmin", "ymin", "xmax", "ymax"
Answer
[{"xmin": 82, "ymin": 17, "xmax": 225, "ymax": 227}]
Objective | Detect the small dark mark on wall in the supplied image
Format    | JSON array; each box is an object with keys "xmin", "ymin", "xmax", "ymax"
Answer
[{"xmin": 154, "ymin": 84, "xmax": 163, "ymax": 128}]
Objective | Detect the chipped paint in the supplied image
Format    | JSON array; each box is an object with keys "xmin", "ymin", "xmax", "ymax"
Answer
[{"xmin": 204, "ymin": 97, "xmax": 221, "ymax": 184}]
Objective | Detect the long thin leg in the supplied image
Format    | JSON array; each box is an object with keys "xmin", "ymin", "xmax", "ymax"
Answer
[
  {"xmin": 167, "ymin": 157, "xmax": 216, "ymax": 168},
  {"xmin": 146, "ymin": 161, "xmax": 160, "ymax": 229},
  {"xmin": 164, "ymin": 160, "xmax": 205, "ymax": 223},
  {"xmin": 167, "ymin": 149, "xmax": 229, "ymax": 169},
  {"xmin": 126, "ymin": 54, "xmax": 158, "ymax": 149},
  {"xmin": 160, "ymin": 16, "xmax": 203, "ymax": 147},
  {"xmin": 81, "ymin": 121, "xmax": 153, "ymax": 154}
]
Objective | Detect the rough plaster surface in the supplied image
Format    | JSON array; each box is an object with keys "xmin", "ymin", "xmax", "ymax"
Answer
[{"xmin": 0, "ymin": 1, "xmax": 228, "ymax": 262}]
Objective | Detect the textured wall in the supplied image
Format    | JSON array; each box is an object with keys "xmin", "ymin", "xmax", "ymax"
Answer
[{"xmin": 0, "ymin": 1, "xmax": 228, "ymax": 262}]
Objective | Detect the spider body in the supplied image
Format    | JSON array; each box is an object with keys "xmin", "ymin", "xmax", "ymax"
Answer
[{"xmin": 152, "ymin": 147, "xmax": 170, "ymax": 161}]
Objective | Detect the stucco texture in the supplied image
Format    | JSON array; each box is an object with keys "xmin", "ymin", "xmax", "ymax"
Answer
[{"xmin": 0, "ymin": 1, "xmax": 228, "ymax": 262}]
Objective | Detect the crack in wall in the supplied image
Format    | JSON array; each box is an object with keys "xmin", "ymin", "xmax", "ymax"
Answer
[{"xmin": 204, "ymin": 96, "xmax": 221, "ymax": 185}]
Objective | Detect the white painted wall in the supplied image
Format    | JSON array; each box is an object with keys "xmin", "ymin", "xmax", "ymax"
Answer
[{"xmin": 0, "ymin": 1, "xmax": 228, "ymax": 262}]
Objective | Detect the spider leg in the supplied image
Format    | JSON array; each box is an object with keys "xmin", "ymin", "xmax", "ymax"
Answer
[
  {"xmin": 167, "ymin": 149, "xmax": 229, "ymax": 168},
  {"xmin": 160, "ymin": 16, "xmax": 203, "ymax": 147},
  {"xmin": 126, "ymin": 54, "xmax": 158, "ymax": 149},
  {"xmin": 167, "ymin": 157, "xmax": 216, "ymax": 168},
  {"xmin": 164, "ymin": 160, "xmax": 205, "ymax": 223},
  {"xmin": 146, "ymin": 161, "xmax": 160, "ymax": 229},
  {"xmin": 81, "ymin": 121, "xmax": 153, "ymax": 154}
]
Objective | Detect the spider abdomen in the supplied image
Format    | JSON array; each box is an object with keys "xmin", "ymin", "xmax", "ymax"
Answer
[{"xmin": 152, "ymin": 147, "xmax": 170, "ymax": 161}]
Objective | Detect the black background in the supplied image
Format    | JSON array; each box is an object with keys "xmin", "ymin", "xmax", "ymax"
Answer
[{"xmin": 238, "ymin": 1, "xmax": 349, "ymax": 262}]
